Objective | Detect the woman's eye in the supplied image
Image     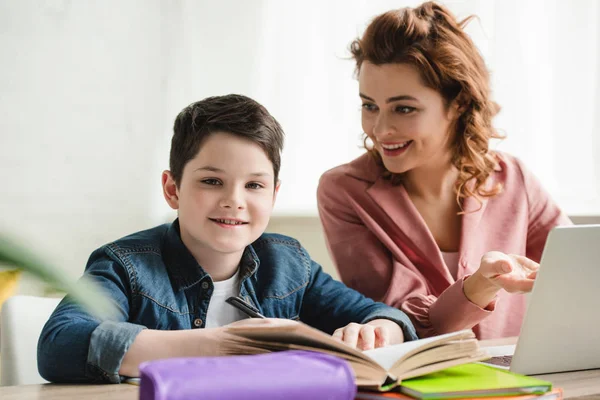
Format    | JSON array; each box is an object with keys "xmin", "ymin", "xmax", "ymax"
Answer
[
  {"xmin": 361, "ymin": 103, "xmax": 378, "ymax": 112},
  {"xmin": 201, "ymin": 178, "xmax": 221, "ymax": 186},
  {"xmin": 396, "ymin": 106, "xmax": 415, "ymax": 114},
  {"xmin": 246, "ymin": 182, "xmax": 264, "ymax": 190}
]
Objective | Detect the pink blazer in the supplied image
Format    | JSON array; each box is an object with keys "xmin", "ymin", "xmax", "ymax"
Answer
[{"xmin": 317, "ymin": 152, "xmax": 571, "ymax": 339}]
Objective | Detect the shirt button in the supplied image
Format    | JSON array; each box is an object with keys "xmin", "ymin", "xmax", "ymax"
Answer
[
  {"xmin": 201, "ymin": 281, "xmax": 209, "ymax": 289},
  {"xmin": 193, "ymin": 318, "xmax": 203, "ymax": 327}
]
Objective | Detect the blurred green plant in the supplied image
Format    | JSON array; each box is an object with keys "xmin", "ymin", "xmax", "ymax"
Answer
[{"xmin": 0, "ymin": 234, "xmax": 116, "ymax": 319}]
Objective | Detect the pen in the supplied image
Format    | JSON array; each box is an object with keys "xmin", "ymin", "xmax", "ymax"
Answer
[{"xmin": 226, "ymin": 296, "xmax": 266, "ymax": 319}]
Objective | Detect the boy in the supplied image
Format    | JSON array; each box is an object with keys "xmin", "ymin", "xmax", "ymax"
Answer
[{"xmin": 38, "ymin": 94, "xmax": 417, "ymax": 383}]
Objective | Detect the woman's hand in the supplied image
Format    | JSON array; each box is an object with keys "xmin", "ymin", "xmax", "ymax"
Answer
[
  {"xmin": 464, "ymin": 251, "xmax": 539, "ymax": 308},
  {"xmin": 332, "ymin": 319, "xmax": 404, "ymax": 351},
  {"xmin": 479, "ymin": 251, "xmax": 539, "ymax": 292}
]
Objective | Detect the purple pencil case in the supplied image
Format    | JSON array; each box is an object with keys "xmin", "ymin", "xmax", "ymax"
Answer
[{"xmin": 138, "ymin": 350, "xmax": 356, "ymax": 400}]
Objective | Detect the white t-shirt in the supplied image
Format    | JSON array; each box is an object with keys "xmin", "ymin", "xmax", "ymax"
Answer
[{"xmin": 204, "ymin": 270, "xmax": 247, "ymax": 328}]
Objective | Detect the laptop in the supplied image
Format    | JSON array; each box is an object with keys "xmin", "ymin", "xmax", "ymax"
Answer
[{"xmin": 482, "ymin": 224, "xmax": 600, "ymax": 375}]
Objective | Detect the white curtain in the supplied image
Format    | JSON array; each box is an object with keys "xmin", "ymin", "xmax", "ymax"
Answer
[{"xmin": 485, "ymin": 0, "xmax": 600, "ymax": 216}]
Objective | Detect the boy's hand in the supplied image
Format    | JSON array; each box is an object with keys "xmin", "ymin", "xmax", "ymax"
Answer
[{"xmin": 332, "ymin": 319, "xmax": 404, "ymax": 350}]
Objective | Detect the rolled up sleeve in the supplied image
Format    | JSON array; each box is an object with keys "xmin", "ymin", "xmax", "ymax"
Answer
[{"xmin": 87, "ymin": 321, "xmax": 146, "ymax": 383}]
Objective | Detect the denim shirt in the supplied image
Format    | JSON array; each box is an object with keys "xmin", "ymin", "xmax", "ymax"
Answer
[{"xmin": 38, "ymin": 220, "xmax": 417, "ymax": 383}]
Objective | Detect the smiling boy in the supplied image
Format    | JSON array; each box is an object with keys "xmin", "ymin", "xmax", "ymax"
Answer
[{"xmin": 38, "ymin": 94, "xmax": 417, "ymax": 383}]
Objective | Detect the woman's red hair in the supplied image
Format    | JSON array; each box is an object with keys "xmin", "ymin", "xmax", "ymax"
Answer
[{"xmin": 352, "ymin": 1, "xmax": 503, "ymax": 210}]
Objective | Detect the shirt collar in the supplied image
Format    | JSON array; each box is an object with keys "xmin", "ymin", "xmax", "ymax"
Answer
[{"xmin": 162, "ymin": 219, "xmax": 259, "ymax": 289}]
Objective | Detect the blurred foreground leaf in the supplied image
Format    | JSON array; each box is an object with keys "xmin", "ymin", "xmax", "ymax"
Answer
[{"xmin": 0, "ymin": 234, "xmax": 117, "ymax": 320}]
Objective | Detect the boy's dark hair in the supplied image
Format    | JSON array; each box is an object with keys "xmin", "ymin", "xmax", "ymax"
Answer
[{"xmin": 170, "ymin": 94, "xmax": 285, "ymax": 186}]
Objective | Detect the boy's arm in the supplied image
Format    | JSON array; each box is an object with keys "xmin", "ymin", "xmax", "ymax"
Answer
[
  {"xmin": 38, "ymin": 249, "xmax": 144, "ymax": 383},
  {"xmin": 38, "ymin": 248, "xmax": 228, "ymax": 383},
  {"xmin": 299, "ymin": 260, "xmax": 418, "ymax": 341},
  {"xmin": 118, "ymin": 327, "xmax": 225, "ymax": 377}
]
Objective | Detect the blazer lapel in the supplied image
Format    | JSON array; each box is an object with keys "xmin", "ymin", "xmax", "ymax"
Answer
[
  {"xmin": 366, "ymin": 177, "xmax": 454, "ymax": 293},
  {"xmin": 458, "ymin": 173, "xmax": 496, "ymax": 268},
  {"xmin": 353, "ymin": 152, "xmax": 501, "ymax": 291}
]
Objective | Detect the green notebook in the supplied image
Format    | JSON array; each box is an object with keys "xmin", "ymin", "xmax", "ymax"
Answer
[{"xmin": 399, "ymin": 363, "xmax": 552, "ymax": 400}]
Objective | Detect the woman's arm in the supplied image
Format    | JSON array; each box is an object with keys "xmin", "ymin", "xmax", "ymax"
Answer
[{"xmin": 462, "ymin": 157, "xmax": 572, "ymax": 307}]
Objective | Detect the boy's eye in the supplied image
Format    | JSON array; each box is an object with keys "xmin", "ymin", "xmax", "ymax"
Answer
[
  {"xmin": 396, "ymin": 106, "xmax": 415, "ymax": 114},
  {"xmin": 246, "ymin": 182, "xmax": 264, "ymax": 190},
  {"xmin": 200, "ymin": 178, "xmax": 222, "ymax": 186},
  {"xmin": 361, "ymin": 103, "xmax": 378, "ymax": 112}
]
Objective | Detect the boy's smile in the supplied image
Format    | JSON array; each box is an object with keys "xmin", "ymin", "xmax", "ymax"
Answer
[
  {"xmin": 208, "ymin": 218, "xmax": 249, "ymax": 227},
  {"xmin": 162, "ymin": 131, "xmax": 279, "ymax": 279}
]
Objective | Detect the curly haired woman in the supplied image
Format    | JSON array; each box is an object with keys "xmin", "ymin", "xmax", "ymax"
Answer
[{"xmin": 317, "ymin": 1, "xmax": 571, "ymax": 340}]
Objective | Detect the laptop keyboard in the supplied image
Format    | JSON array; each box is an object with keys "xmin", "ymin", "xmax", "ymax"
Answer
[{"xmin": 485, "ymin": 355, "xmax": 513, "ymax": 367}]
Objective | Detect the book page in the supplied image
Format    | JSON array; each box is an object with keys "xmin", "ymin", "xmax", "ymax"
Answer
[
  {"xmin": 226, "ymin": 322, "xmax": 479, "ymax": 388},
  {"xmin": 225, "ymin": 320, "xmax": 390, "ymax": 386},
  {"xmin": 220, "ymin": 334, "xmax": 389, "ymax": 385},
  {"xmin": 226, "ymin": 320, "xmax": 377, "ymax": 365},
  {"xmin": 363, "ymin": 330, "xmax": 476, "ymax": 370},
  {"xmin": 392, "ymin": 340, "xmax": 479, "ymax": 376}
]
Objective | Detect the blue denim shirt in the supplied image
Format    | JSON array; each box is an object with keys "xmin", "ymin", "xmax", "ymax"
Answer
[{"xmin": 38, "ymin": 220, "xmax": 417, "ymax": 383}]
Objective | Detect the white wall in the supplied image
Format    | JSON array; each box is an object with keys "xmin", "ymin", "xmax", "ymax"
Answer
[
  {"xmin": 2, "ymin": 1, "xmax": 163, "ymax": 283},
  {"xmin": 0, "ymin": 1, "xmax": 271, "ymax": 285}
]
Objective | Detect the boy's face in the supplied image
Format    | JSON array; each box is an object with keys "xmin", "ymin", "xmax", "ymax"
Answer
[{"xmin": 163, "ymin": 132, "xmax": 279, "ymax": 261}]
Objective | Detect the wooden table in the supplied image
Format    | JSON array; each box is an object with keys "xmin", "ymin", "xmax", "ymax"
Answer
[
  {"xmin": 0, "ymin": 383, "xmax": 139, "ymax": 400},
  {"xmin": 1, "ymin": 338, "xmax": 599, "ymax": 399}
]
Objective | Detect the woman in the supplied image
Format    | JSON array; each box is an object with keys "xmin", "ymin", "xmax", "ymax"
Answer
[{"xmin": 317, "ymin": 1, "xmax": 570, "ymax": 339}]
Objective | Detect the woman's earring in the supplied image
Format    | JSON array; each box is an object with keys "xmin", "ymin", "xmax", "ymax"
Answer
[{"xmin": 362, "ymin": 133, "xmax": 374, "ymax": 150}]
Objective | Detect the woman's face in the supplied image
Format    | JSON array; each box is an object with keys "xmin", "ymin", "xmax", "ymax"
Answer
[{"xmin": 358, "ymin": 62, "xmax": 458, "ymax": 174}]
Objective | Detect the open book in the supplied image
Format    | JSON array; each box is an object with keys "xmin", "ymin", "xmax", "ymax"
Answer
[{"xmin": 222, "ymin": 321, "xmax": 489, "ymax": 391}]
